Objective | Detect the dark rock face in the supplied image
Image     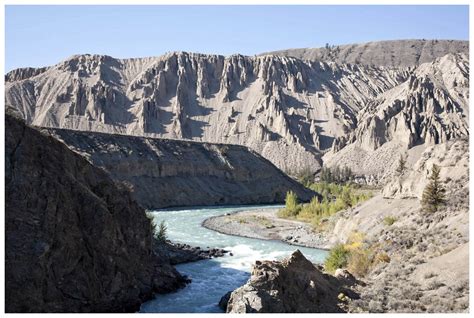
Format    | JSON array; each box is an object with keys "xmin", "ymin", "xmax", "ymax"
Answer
[
  {"xmin": 5, "ymin": 113, "xmax": 187, "ymax": 313},
  {"xmin": 225, "ymin": 250, "xmax": 345, "ymax": 313},
  {"xmin": 44, "ymin": 128, "xmax": 318, "ymax": 209},
  {"xmin": 218, "ymin": 291, "xmax": 233, "ymax": 311},
  {"xmin": 153, "ymin": 242, "xmax": 229, "ymax": 265}
]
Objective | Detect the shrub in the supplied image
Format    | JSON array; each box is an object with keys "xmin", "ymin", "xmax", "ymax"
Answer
[
  {"xmin": 345, "ymin": 231, "xmax": 365, "ymax": 250},
  {"xmin": 340, "ymin": 186, "xmax": 353, "ymax": 207},
  {"xmin": 383, "ymin": 216, "xmax": 397, "ymax": 226},
  {"xmin": 421, "ymin": 164, "xmax": 446, "ymax": 213},
  {"xmin": 375, "ymin": 252, "xmax": 391, "ymax": 264},
  {"xmin": 277, "ymin": 190, "xmax": 301, "ymax": 217},
  {"xmin": 279, "ymin": 182, "xmax": 371, "ymax": 228},
  {"xmin": 296, "ymin": 166, "xmax": 314, "ymax": 186},
  {"xmin": 324, "ymin": 244, "xmax": 350, "ymax": 273},
  {"xmin": 297, "ymin": 197, "xmax": 322, "ymax": 221},
  {"xmin": 155, "ymin": 220, "xmax": 167, "ymax": 242},
  {"xmin": 347, "ymin": 248, "xmax": 372, "ymax": 277},
  {"xmin": 285, "ymin": 190, "xmax": 298, "ymax": 210}
]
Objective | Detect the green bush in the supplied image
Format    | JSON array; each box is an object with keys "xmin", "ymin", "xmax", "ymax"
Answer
[
  {"xmin": 277, "ymin": 190, "xmax": 301, "ymax": 218},
  {"xmin": 155, "ymin": 220, "xmax": 167, "ymax": 242},
  {"xmin": 383, "ymin": 216, "xmax": 397, "ymax": 226},
  {"xmin": 324, "ymin": 244, "xmax": 350, "ymax": 273}
]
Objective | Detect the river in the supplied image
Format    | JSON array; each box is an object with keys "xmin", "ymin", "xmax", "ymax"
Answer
[{"xmin": 140, "ymin": 205, "xmax": 328, "ymax": 313}]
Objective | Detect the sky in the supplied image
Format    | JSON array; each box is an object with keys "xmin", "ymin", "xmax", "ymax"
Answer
[{"xmin": 5, "ymin": 5, "xmax": 469, "ymax": 72}]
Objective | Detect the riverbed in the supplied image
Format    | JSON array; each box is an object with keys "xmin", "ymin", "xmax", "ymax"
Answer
[{"xmin": 140, "ymin": 205, "xmax": 328, "ymax": 313}]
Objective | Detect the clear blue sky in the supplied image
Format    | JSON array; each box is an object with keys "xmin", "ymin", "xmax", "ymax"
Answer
[{"xmin": 5, "ymin": 5, "xmax": 469, "ymax": 72}]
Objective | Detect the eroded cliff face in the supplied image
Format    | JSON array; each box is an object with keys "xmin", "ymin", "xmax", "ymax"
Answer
[
  {"xmin": 382, "ymin": 138, "xmax": 469, "ymax": 199},
  {"xmin": 5, "ymin": 113, "xmax": 186, "ymax": 313},
  {"xmin": 45, "ymin": 127, "xmax": 317, "ymax": 209},
  {"xmin": 5, "ymin": 51, "xmax": 408, "ymax": 172},
  {"xmin": 324, "ymin": 53, "xmax": 469, "ymax": 180},
  {"xmin": 5, "ymin": 43, "xmax": 469, "ymax": 175}
]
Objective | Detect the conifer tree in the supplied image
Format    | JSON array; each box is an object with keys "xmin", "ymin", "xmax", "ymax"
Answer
[
  {"xmin": 421, "ymin": 164, "xmax": 446, "ymax": 213},
  {"xmin": 395, "ymin": 154, "xmax": 407, "ymax": 175}
]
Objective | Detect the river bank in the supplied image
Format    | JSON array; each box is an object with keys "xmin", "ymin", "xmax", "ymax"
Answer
[{"xmin": 202, "ymin": 207, "xmax": 331, "ymax": 249}]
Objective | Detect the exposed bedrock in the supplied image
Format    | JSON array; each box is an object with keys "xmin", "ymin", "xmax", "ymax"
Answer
[
  {"xmin": 223, "ymin": 250, "xmax": 349, "ymax": 313},
  {"xmin": 5, "ymin": 113, "xmax": 187, "ymax": 313}
]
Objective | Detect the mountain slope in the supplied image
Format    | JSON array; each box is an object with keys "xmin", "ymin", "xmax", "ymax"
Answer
[
  {"xmin": 263, "ymin": 39, "xmax": 469, "ymax": 67},
  {"xmin": 5, "ymin": 113, "xmax": 186, "ymax": 312},
  {"xmin": 44, "ymin": 127, "xmax": 317, "ymax": 209},
  {"xmin": 324, "ymin": 53, "xmax": 469, "ymax": 180},
  {"xmin": 5, "ymin": 41, "xmax": 469, "ymax": 174}
]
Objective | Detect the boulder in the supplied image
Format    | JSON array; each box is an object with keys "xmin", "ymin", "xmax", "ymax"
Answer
[
  {"xmin": 225, "ymin": 250, "xmax": 344, "ymax": 313},
  {"xmin": 334, "ymin": 268, "xmax": 357, "ymax": 286}
]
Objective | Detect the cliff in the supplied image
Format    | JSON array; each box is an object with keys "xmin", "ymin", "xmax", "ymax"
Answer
[
  {"xmin": 45, "ymin": 127, "xmax": 317, "ymax": 209},
  {"xmin": 5, "ymin": 41, "xmax": 468, "ymax": 177},
  {"xmin": 323, "ymin": 53, "xmax": 469, "ymax": 180},
  {"xmin": 5, "ymin": 113, "xmax": 187, "ymax": 312}
]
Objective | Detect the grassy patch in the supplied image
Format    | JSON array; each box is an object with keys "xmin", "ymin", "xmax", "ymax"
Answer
[
  {"xmin": 383, "ymin": 216, "xmax": 397, "ymax": 226},
  {"xmin": 236, "ymin": 218, "xmax": 248, "ymax": 224},
  {"xmin": 324, "ymin": 231, "xmax": 391, "ymax": 277},
  {"xmin": 251, "ymin": 215, "xmax": 274, "ymax": 228}
]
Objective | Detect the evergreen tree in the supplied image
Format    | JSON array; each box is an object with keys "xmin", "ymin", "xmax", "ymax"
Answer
[
  {"xmin": 333, "ymin": 166, "xmax": 341, "ymax": 183},
  {"xmin": 297, "ymin": 166, "xmax": 314, "ymax": 186},
  {"xmin": 421, "ymin": 164, "xmax": 446, "ymax": 213},
  {"xmin": 395, "ymin": 154, "xmax": 407, "ymax": 175},
  {"xmin": 341, "ymin": 186, "xmax": 353, "ymax": 208},
  {"xmin": 156, "ymin": 220, "xmax": 168, "ymax": 242},
  {"xmin": 320, "ymin": 167, "xmax": 333, "ymax": 183}
]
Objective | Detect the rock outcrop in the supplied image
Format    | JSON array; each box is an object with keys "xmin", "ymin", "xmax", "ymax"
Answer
[
  {"xmin": 224, "ymin": 250, "xmax": 345, "ymax": 313},
  {"xmin": 153, "ymin": 242, "xmax": 229, "ymax": 265},
  {"xmin": 5, "ymin": 113, "xmax": 187, "ymax": 313},
  {"xmin": 43, "ymin": 127, "xmax": 316, "ymax": 209},
  {"xmin": 264, "ymin": 39, "xmax": 468, "ymax": 67}
]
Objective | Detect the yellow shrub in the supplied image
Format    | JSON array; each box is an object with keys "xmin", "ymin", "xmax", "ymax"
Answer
[
  {"xmin": 345, "ymin": 231, "xmax": 365, "ymax": 250},
  {"xmin": 375, "ymin": 252, "xmax": 391, "ymax": 263},
  {"xmin": 347, "ymin": 248, "xmax": 372, "ymax": 277}
]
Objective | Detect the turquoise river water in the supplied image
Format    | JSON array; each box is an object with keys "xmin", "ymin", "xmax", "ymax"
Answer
[{"xmin": 140, "ymin": 205, "xmax": 328, "ymax": 313}]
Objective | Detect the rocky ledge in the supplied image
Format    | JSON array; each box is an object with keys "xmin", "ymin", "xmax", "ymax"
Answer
[
  {"xmin": 220, "ymin": 250, "xmax": 358, "ymax": 313},
  {"xmin": 154, "ymin": 241, "xmax": 230, "ymax": 265}
]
